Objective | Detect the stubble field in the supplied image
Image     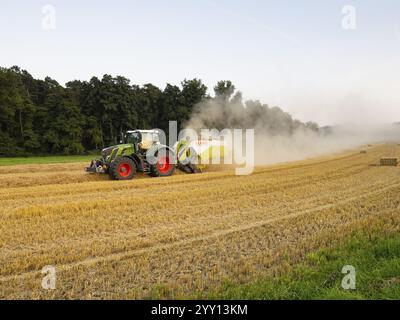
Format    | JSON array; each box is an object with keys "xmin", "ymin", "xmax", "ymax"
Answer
[{"xmin": 0, "ymin": 144, "xmax": 399, "ymax": 299}]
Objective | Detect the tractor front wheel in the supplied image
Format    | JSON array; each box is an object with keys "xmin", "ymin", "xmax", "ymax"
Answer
[{"xmin": 109, "ymin": 157, "xmax": 136, "ymax": 180}]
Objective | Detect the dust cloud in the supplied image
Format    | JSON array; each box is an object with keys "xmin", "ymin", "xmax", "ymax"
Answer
[{"xmin": 185, "ymin": 95, "xmax": 400, "ymax": 165}]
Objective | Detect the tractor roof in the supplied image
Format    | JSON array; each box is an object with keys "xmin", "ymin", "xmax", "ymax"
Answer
[{"xmin": 126, "ymin": 129, "xmax": 160, "ymax": 134}]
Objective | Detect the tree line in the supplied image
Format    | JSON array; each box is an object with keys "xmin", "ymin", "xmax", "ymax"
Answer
[{"xmin": 0, "ymin": 66, "xmax": 318, "ymax": 156}]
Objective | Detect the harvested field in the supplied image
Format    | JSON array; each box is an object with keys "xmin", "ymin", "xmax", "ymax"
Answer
[{"xmin": 1, "ymin": 144, "xmax": 400, "ymax": 299}]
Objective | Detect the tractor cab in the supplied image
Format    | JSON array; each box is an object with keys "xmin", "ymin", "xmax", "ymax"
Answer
[{"xmin": 123, "ymin": 130, "xmax": 160, "ymax": 151}]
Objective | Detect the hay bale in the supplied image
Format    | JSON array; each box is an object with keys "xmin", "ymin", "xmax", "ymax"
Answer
[{"xmin": 380, "ymin": 158, "xmax": 398, "ymax": 166}]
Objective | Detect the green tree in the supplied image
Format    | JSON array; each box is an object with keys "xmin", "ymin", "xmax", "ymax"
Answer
[
  {"xmin": 37, "ymin": 77, "xmax": 84, "ymax": 154},
  {"xmin": 0, "ymin": 66, "xmax": 319, "ymax": 156},
  {"xmin": 159, "ymin": 84, "xmax": 183, "ymax": 133},
  {"xmin": 0, "ymin": 67, "xmax": 39, "ymax": 155},
  {"xmin": 180, "ymin": 79, "xmax": 208, "ymax": 130},
  {"xmin": 214, "ymin": 80, "xmax": 235, "ymax": 101}
]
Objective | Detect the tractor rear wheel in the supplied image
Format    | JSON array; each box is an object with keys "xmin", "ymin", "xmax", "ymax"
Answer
[
  {"xmin": 109, "ymin": 157, "xmax": 136, "ymax": 180},
  {"xmin": 149, "ymin": 151, "xmax": 175, "ymax": 177}
]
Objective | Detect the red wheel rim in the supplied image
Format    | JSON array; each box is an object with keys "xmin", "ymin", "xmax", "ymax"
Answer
[
  {"xmin": 118, "ymin": 163, "xmax": 132, "ymax": 177},
  {"xmin": 157, "ymin": 156, "xmax": 172, "ymax": 174}
]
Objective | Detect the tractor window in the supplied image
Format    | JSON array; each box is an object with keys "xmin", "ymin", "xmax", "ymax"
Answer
[
  {"xmin": 152, "ymin": 133, "xmax": 160, "ymax": 143},
  {"xmin": 141, "ymin": 132, "xmax": 159, "ymax": 143},
  {"xmin": 126, "ymin": 132, "xmax": 139, "ymax": 144}
]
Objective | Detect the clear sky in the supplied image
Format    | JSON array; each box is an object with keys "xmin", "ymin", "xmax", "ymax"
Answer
[{"xmin": 1, "ymin": 0, "xmax": 399, "ymax": 125}]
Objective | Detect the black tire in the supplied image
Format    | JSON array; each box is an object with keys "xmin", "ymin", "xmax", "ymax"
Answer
[
  {"xmin": 177, "ymin": 155, "xmax": 202, "ymax": 174},
  {"xmin": 177, "ymin": 162, "xmax": 199, "ymax": 173},
  {"xmin": 149, "ymin": 150, "xmax": 175, "ymax": 177},
  {"xmin": 109, "ymin": 157, "xmax": 137, "ymax": 180}
]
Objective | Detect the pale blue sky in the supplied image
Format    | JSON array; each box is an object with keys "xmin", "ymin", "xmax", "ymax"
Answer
[{"xmin": 1, "ymin": 0, "xmax": 399, "ymax": 125}]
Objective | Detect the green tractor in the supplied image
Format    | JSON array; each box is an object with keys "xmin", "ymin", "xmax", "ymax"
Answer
[{"xmin": 85, "ymin": 130, "xmax": 176, "ymax": 180}]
